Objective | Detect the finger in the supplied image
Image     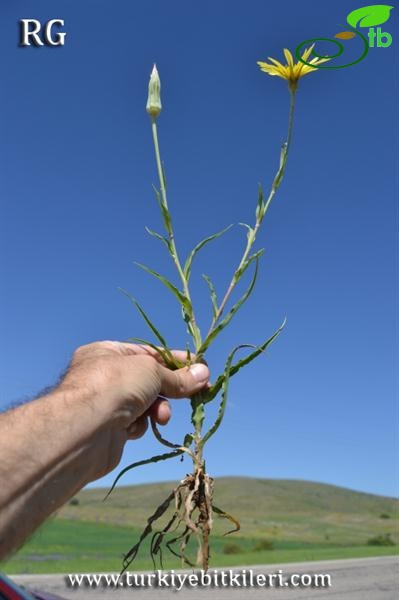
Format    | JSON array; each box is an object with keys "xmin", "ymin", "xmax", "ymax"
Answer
[
  {"xmin": 149, "ymin": 398, "xmax": 171, "ymax": 425},
  {"xmin": 158, "ymin": 363, "xmax": 210, "ymax": 399},
  {"xmin": 127, "ymin": 415, "xmax": 149, "ymax": 440}
]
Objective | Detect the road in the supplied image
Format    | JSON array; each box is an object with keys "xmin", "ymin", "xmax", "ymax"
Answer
[{"xmin": 11, "ymin": 556, "xmax": 398, "ymax": 599}]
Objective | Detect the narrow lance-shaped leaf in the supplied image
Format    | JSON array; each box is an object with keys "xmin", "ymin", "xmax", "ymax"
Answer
[
  {"xmin": 134, "ymin": 262, "xmax": 192, "ymax": 315},
  {"xmin": 183, "ymin": 225, "xmax": 232, "ymax": 281},
  {"xmin": 255, "ymin": 183, "xmax": 265, "ymax": 222},
  {"xmin": 202, "ymin": 274, "xmax": 218, "ymax": 318},
  {"xmin": 234, "ymin": 248, "xmax": 264, "ymax": 281},
  {"xmin": 150, "ymin": 420, "xmax": 195, "ymax": 459},
  {"xmin": 204, "ymin": 317, "xmax": 287, "ymax": 404},
  {"xmin": 272, "ymin": 142, "xmax": 288, "ymax": 192},
  {"xmin": 152, "ymin": 184, "xmax": 172, "ymax": 234},
  {"xmin": 201, "ymin": 344, "xmax": 255, "ymax": 446},
  {"xmin": 119, "ymin": 288, "xmax": 169, "ymax": 349},
  {"xmin": 199, "ymin": 255, "xmax": 262, "ymax": 354},
  {"xmin": 238, "ymin": 222, "xmax": 254, "ymax": 242},
  {"xmin": 104, "ymin": 450, "xmax": 183, "ymax": 500},
  {"xmin": 151, "ymin": 418, "xmax": 182, "ymax": 449},
  {"xmin": 145, "ymin": 226, "xmax": 171, "ymax": 252},
  {"xmin": 125, "ymin": 337, "xmax": 181, "ymax": 369},
  {"xmin": 161, "ymin": 161, "xmax": 167, "ymax": 191},
  {"xmin": 151, "ymin": 184, "xmax": 164, "ymax": 212}
]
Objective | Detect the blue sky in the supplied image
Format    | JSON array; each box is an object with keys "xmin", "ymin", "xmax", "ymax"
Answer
[{"xmin": 0, "ymin": 1, "xmax": 397, "ymax": 498}]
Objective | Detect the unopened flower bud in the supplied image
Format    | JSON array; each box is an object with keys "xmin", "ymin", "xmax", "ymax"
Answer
[{"xmin": 146, "ymin": 64, "xmax": 162, "ymax": 119}]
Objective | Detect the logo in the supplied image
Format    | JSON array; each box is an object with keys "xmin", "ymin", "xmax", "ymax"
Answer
[{"xmin": 295, "ymin": 4, "xmax": 394, "ymax": 69}]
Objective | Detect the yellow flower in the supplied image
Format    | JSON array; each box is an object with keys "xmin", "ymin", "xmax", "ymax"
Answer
[{"xmin": 257, "ymin": 45, "xmax": 330, "ymax": 91}]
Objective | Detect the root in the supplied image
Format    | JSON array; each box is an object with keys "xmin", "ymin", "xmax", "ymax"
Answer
[{"xmin": 120, "ymin": 469, "xmax": 240, "ymax": 573}]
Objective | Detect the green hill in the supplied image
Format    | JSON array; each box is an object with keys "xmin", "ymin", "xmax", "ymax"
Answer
[
  {"xmin": 60, "ymin": 477, "xmax": 399, "ymax": 545},
  {"xmin": 3, "ymin": 478, "xmax": 398, "ymax": 574}
]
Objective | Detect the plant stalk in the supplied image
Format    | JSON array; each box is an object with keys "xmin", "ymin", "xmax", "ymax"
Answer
[
  {"xmin": 150, "ymin": 118, "xmax": 202, "ymax": 351},
  {"xmin": 206, "ymin": 89, "xmax": 296, "ymax": 338}
]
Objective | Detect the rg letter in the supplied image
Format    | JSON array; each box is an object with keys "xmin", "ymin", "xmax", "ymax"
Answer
[{"xmin": 20, "ymin": 19, "xmax": 66, "ymax": 47}]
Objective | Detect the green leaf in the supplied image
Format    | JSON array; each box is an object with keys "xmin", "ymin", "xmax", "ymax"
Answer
[
  {"xmin": 238, "ymin": 222, "xmax": 254, "ymax": 241},
  {"xmin": 272, "ymin": 142, "xmax": 288, "ymax": 191},
  {"xmin": 190, "ymin": 397, "xmax": 205, "ymax": 430},
  {"xmin": 201, "ymin": 344, "xmax": 255, "ymax": 446},
  {"xmin": 134, "ymin": 262, "xmax": 192, "ymax": 314},
  {"xmin": 183, "ymin": 225, "xmax": 232, "ymax": 281},
  {"xmin": 199, "ymin": 257, "xmax": 261, "ymax": 353},
  {"xmin": 119, "ymin": 288, "xmax": 169, "ymax": 349},
  {"xmin": 161, "ymin": 161, "xmax": 167, "ymax": 191},
  {"xmin": 145, "ymin": 226, "xmax": 171, "ymax": 251},
  {"xmin": 185, "ymin": 344, "xmax": 192, "ymax": 365},
  {"xmin": 182, "ymin": 310, "xmax": 202, "ymax": 345},
  {"xmin": 347, "ymin": 5, "xmax": 393, "ymax": 28},
  {"xmin": 150, "ymin": 418, "xmax": 181, "ymax": 449},
  {"xmin": 279, "ymin": 142, "xmax": 288, "ymax": 169},
  {"xmin": 183, "ymin": 432, "xmax": 194, "ymax": 448},
  {"xmin": 234, "ymin": 248, "xmax": 264, "ymax": 282},
  {"xmin": 160, "ymin": 204, "xmax": 172, "ymax": 234},
  {"xmin": 204, "ymin": 318, "xmax": 287, "ymax": 404},
  {"xmin": 125, "ymin": 337, "xmax": 181, "ymax": 369},
  {"xmin": 255, "ymin": 183, "xmax": 265, "ymax": 221},
  {"xmin": 152, "ymin": 184, "xmax": 172, "ymax": 233},
  {"xmin": 104, "ymin": 450, "xmax": 183, "ymax": 500},
  {"xmin": 202, "ymin": 274, "xmax": 218, "ymax": 318},
  {"xmin": 151, "ymin": 184, "xmax": 163, "ymax": 209}
]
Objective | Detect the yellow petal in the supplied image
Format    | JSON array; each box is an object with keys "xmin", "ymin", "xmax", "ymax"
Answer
[
  {"xmin": 267, "ymin": 71, "xmax": 288, "ymax": 79},
  {"xmin": 283, "ymin": 48, "xmax": 294, "ymax": 68},
  {"xmin": 259, "ymin": 67, "xmax": 279, "ymax": 76},
  {"xmin": 293, "ymin": 62, "xmax": 305, "ymax": 78},
  {"xmin": 258, "ymin": 63, "xmax": 277, "ymax": 71},
  {"xmin": 301, "ymin": 44, "xmax": 315, "ymax": 63},
  {"xmin": 299, "ymin": 65, "xmax": 316, "ymax": 76},
  {"xmin": 267, "ymin": 56, "xmax": 285, "ymax": 69},
  {"xmin": 314, "ymin": 56, "xmax": 331, "ymax": 65}
]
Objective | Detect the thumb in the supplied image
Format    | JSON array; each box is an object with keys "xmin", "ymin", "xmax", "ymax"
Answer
[{"xmin": 158, "ymin": 363, "xmax": 210, "ymax": 398}]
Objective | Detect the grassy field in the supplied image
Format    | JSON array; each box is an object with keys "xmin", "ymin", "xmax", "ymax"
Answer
[
  {"xmin": 2, "ymin": 478, "xmax": 398, "ymax": 574},
  {"xmin": 3, "ymin": 519, "xmax": 398, "ymax": 574}
]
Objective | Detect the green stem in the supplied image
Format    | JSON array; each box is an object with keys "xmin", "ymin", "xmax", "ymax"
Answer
[
  {"xmin": 150, "ymin": 118, "xmax": 202, "ymax": 351},
  {"xmin": 190, "ymin": 391, "xmax": 205, "ymax": 469},
  {"xmin": 286, "ymin": 89, "xmax": 296, "ymax": 153},
  {"xmin": 206, "ymin": 89, "xmax": 296, "ymax": 337},
  {"xmin": 262, "ymin": 88, "xmax": 296, "ymax": 214}
]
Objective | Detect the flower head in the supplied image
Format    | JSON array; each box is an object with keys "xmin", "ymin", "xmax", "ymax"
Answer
[
  {"xmin": 257, "ymin": 45, "xmax": 330, "ymax": 92},
  {"xmin": 146, "ymin": 64, "xmax": 162, "ymax": 119}
]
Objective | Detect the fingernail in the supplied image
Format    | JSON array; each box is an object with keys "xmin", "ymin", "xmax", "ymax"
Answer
[{"xmin": 189, "ymin": 363, "xmax": 209, "ymax": 382}]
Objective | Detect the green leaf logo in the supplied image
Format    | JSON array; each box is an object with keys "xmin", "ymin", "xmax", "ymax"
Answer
[{"xmin": 347, "ymin": 5, "xmax": 393, "ymax": 28}]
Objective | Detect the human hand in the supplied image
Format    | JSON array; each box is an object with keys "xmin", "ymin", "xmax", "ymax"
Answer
[{"xmin": 59, "ymin": 341, "xmax": 210, "ymax": 479}]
